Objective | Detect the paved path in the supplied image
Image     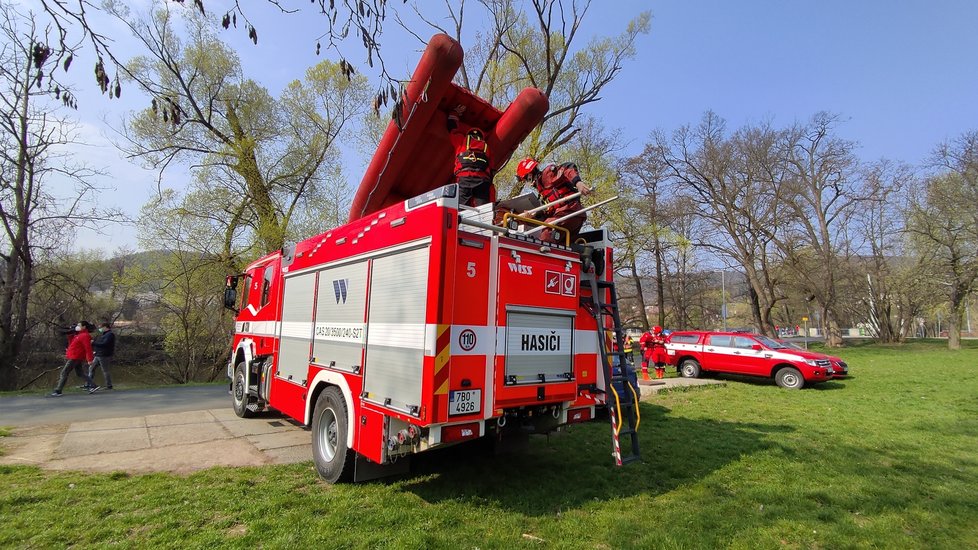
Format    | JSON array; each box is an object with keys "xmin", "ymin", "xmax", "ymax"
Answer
[
  {"xmin": 0, "ymin": 378, "xmax": 723, "ymax": 475},
  {"xmin": 0, "ymin": 384, "xmax": 232, "ymax": 428}
]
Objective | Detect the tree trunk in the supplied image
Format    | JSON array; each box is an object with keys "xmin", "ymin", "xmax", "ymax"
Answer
[
  {"xmin": 629, "ymin": 255, "xmax": 649, "ymax": 332},
  {"xmin": 824, "ymin": 306, "xmax": 844, "ymax": 348},
  {"xmin": 948, "ymin": 292, "xmax": 966, "ymax": 350}
]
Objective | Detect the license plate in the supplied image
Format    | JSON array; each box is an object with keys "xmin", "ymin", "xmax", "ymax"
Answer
[{"xmin": 448, "ymin": 389, "xmax": 481, "ymax": 416}]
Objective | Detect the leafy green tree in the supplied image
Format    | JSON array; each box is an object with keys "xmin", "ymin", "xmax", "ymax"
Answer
[
  {"xmin": 906, "ymin": 132, "xmax": 978, "ymax": 349},
  {"xmin": 114, "ymin": 4, "xmax": 371, "ymax": 261},
  {"xmin": 114, "ymin": 192, "xmax": 230, "ymax": 383}
]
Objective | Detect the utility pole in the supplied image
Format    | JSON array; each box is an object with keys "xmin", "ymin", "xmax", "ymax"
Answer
[{"xmin": 721, "ymin": 269, "xmax": 727, "ymax": 332}]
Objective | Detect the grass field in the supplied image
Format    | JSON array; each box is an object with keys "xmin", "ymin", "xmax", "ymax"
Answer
[{"xmin": 2, "ymin": 340, "xmax": 977, "ymax": 548}]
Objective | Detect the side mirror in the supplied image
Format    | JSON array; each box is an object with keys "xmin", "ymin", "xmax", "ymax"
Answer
[
  {"xmin": 752, "ymin": 344, "xmax": 762, "ymax": 351},
  {"xmin": 224, "ymin": 276, "xmax": 239, "ymax": 312}
]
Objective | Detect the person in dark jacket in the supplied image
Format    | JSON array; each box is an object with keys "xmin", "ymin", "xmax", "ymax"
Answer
[
  {"xmin": 87, "ymin": 321, "xmax": 116, "ymax": 391},
  {"xmin": 50, "ymin": 322, "xmax": 96, "ymax": 397}
]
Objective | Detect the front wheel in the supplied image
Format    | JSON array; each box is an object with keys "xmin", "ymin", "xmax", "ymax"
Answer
[
  {"xmin": 312, "ymin": 387, "xmax": 355, "ymax": 483},
  {"xmin": 775, "ymin": 367, "xmax": 805, "ymax": 389},
  {"xmin": 232, "ymin": 362, "xmax": 256, "ymax": 418},
  {"xmin": 680, "ymin": 359, "xmax": 701, "ymax": 378}
]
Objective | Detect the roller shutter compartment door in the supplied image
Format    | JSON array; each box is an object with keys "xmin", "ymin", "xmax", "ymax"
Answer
[{"xmin": 363, "ymin": 246, "xmax": 430, "ymax": 413}]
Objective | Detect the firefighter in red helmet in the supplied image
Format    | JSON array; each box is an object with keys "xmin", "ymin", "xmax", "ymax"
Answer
[
  {"xmin": 639, "ymin": 325, "xmax": 669, "ymax": 379},
  {"xmin": 448, "ymin": 105, "xmax": 493, "ymax": 207},
  {"xmin": 516, "ymin": 157, "xmax": 591, "ymax": 243}
]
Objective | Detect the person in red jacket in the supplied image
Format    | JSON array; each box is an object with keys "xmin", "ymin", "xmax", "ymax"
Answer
[
  {"xmin": 639, "ymin": 326, "xmax": 669, "ymax": 379},
  {"xmin": 50, "ymin": 321, "xmax": 96, "ymax": 397},
  {"xmin": 516, "ymin": 157, "xmax": 591, "ymax": 243}
]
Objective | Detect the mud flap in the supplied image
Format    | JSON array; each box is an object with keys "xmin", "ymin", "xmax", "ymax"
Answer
[{"xmin": 353, "ymin": 453, "xmax": 411, "ymax": 482}]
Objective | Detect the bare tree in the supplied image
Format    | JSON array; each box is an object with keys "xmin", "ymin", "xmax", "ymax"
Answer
[
  {"xmin": 846, "ymin": 160, "xmax": 913, "ymax": 342},
  {"xmin": 653, "ymin": 112, "xmax": 786, "ymax": 336},
  {"xmin": 0, "ymin": 2, "xmax": 118, "ymax": 389},
  {"xmin": 773, "ymin": 113, "xmax": 867, "ymax": 347},
  {"xmin": 29, "ymin": 0, "xmax": 392, "ymax": 107}
]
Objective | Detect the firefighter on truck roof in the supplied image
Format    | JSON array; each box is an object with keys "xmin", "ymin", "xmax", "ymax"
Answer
[
  {"xmin": 447, "ymin": 104, "xmax": 494, "ymax": 207},
  {"xmin": 515, "ymin": 157, "xmax": 592, "ymax": 243}
]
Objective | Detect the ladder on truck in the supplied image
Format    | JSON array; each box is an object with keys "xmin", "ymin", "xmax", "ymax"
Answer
[{"xmin": 580, "ymin": 261, "xmax": 642, "ymax": 466}]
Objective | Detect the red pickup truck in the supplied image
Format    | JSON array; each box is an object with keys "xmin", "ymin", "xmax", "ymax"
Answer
[{"xmin": 665, "ymin": 331, "xmax": 839, "ymax": 389}]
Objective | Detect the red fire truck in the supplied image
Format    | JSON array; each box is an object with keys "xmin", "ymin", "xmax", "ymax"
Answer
[{"xmin": 223, "ymin": 34, "xmax": 640, "ymax": 482}]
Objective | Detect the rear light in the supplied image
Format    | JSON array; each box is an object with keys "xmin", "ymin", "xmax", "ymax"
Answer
[{"xmin": 441, "ymin": 422, "xmax": 480, "ymax": 443}]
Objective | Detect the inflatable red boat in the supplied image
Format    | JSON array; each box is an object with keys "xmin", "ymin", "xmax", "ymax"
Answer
[{"xmin": 348, "ymin": 34, "xmax": 549, "ymax": 222}]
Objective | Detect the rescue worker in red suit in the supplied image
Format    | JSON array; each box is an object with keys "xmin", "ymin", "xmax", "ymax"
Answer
[
  {"xmin": 515, "ymin": 158, "xmax": 591, "ymax": 243},
  {"xmin": 639, "ymin": 326, "xmax": 669, "ymax": 379},
  {"xmin": 447, "ymin": 105, "xmax": 493, "ymax": 207}
]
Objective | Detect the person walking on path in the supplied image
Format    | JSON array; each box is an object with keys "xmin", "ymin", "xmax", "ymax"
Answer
[
  {"xmin": 87, "ymin": 321, "xmax": 115, "ymax": 391},
  {"xmin": 50, "ymin": 322, "xmax": 97, "ymax": 397}
]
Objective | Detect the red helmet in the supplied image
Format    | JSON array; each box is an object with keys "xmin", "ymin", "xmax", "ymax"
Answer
[
  {"xmin": 653, "ymin": 325, "xmax": 662, "ymax": 334},
  {"xmin": 516, "ymin": 158, "xmax": 539, "ymax": 179}
]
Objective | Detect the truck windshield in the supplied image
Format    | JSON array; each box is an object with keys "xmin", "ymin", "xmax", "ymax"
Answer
[{"xmin": 754, "ymin": 335, "xmax": 787, "ymax": 349}]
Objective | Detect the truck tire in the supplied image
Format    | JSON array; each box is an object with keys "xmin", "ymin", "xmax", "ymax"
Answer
[
  {"xmin": 775, "ymin": 367, "xmax": 805, "ymax": 389},
  {"xmin": 312, "ymin": 387, "xmax": 355, "ymax": 483},
  {"xmin": 680, "ymin": 359, "xmax": 701, "ymax": 379},
  {"xmin": 232, "ymin": 362, "xmax": 256, "ymax": 418}
]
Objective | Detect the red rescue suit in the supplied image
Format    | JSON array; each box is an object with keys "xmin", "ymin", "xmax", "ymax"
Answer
[
  {"xmin": 532, "ymin": 163, "xmax": 586, "ymax": 242},
  {"xmin": 448, "ymin": 114, "xmax": 493, "ymax": 206},
  {"xmin": 639, "ymin": 328, "xmax": 668, "ymax": 378}
]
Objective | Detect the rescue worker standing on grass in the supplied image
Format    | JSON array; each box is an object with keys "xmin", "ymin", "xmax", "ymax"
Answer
[
  {"xmin": 515, "ymin": 157, "xmax": 591, "ymax": 243},
  {"xmin": 639, "ymin": 326, "xmax": 669, "ymax": 380},
  {"xmin": 448, "ymin": 105, "xmax": 493, "ymax": 207}
]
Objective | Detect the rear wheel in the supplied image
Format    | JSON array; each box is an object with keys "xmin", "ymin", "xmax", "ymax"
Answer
[
  {"xmin": 680, "ymin": 359, "xmax": 701, "ymax": 378},
  {"xmin": 775, "ymin": 367, "xmax": 805, "ymax": 389},
  {"xmin": 312, "ymin": 387, "xmax": 355, "ymax": 483},
  {"xmin": 232, "ymin": 362, "xmax": 256, "ymax": 418}
]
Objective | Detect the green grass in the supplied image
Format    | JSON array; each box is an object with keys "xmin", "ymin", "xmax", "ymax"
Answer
[{"xmin": 2, "ymin": 341, "xmax": 977, "ymax": 548}]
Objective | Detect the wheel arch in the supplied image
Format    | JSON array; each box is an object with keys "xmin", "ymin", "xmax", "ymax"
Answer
[
  {"xmin": 232, "ymin": 339, "xmax": 257, "ymax": 384},
  {"xmin": 770, "ymin": 362, "xmax": 801, "ymax": 379},
  {"xmin": 305, "ymin": 370, "xmax": 356, "ymax": 449}
]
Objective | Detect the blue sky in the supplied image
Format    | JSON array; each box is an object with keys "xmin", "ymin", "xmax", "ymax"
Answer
[{"xmin": 62, "ymin": 0, "xmax": 978, "ymax": 252}]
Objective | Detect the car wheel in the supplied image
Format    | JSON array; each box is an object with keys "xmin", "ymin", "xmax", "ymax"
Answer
[
  {"xmin": 232, "ymin": 362, "xmax": 256, "ymax": 418},
  {"xmin": 775, "ymin": 367, "xmax": 805, "ymax": 389},
  {"xmin": 312, "ymin": 387, "xmax": 355, "ymax": 483},
  {"xmin": 680, "ymin": 359, "xmax": 701, "ymax": 378}
]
